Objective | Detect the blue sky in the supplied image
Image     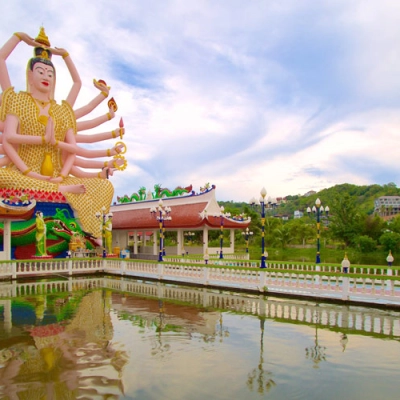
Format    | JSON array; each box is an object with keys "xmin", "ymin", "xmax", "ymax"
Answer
[{"xmin": 1, "ymin": 0, "xmax": 399, "ymax": 202}]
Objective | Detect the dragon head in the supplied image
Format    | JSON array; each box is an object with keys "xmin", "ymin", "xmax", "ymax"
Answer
[{"xmin": 50, "ymin": 208, "xmax": 97, "ymax": 249}]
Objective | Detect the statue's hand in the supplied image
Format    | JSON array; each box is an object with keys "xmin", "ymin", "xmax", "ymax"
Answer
[
  {"xmin": 111, "ymin": 143, "xmax": 125, "ymax": 156},
  {"xmin": 93, "ymin": 79, "xmax": 110, "ymax": 95},
  {"xmin": 16, "ymin": 32, "xmax": 40, "ymax": 47},
  {"xmin": 100, "ymin": 167, "xmax": 115, "ymax": 179},
  {"xmin": 28, "ymin": 171, "xmax": 51, "ymax": 181},
  {"xmin": 50, "ymin": 47, "xmax": 68, "ymax": 56},
  {"xmin": 45, "ymin": 117, "xmax": 55, "ymax": 145},
  {"xmin": 109, "ymin": 107, "xmax": 115, "ymax": 120},
  {"xmin": 49, "ymin": 177, "xmax": 63, "ymax": 183},
  {"xmin": 112, "ymin": 158, "xmax": 125, "ymax": 168}
]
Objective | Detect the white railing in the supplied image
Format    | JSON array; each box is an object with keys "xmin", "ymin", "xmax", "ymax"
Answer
[
  {"xmin": 164, "ymin": 258, "xmax": 400, "ymax": 277},
  {"xmin": 0, "ymin": 259, "xmax": 399, "ymax": 306}
]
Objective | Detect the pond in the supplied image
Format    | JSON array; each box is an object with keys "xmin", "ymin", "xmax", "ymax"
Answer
[{"xmin": 0, "ymin": 276, "xmax": 399, "ymax": 399}]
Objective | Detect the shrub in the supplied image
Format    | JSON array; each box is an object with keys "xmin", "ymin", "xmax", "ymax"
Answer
[{"xmin": 355, "ymin": 235, "xmax": 377, "ymax": 253}]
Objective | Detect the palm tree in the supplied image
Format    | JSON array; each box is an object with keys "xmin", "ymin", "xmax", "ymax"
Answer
[{"xmin": 272, "ymin": 225, "xmax": 293, "ymax": 248}]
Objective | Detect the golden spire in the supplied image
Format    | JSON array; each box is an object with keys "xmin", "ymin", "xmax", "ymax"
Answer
[{"xmin": 35, "ymin": 26, "xmax": 51, "ymax": 47}]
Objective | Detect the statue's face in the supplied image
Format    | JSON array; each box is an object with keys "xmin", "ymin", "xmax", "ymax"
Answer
[{"xmin": 29, "ymin": 62, "xmax": 54, "ymax": 95}]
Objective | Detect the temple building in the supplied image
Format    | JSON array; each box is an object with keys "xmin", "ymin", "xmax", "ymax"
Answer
[{"xmin": 110, "ymin": 185, "xmax": 251, "ymax": 258}]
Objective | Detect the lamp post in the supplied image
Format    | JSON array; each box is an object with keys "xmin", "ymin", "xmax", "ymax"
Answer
[
  {"xmin": 250, "ymin": 187, "xmax": 268, "ymax": 268},
  {"xmin": 213, "ymin": 206, "xmax": 230, "ymax": 259},
  {"xmin": 95, "ymin": 206, "xmax": 107, "ymax": 258},
  {"xmin": 150, "ymin": 199, "xmax": 172, "ymax": 262},
  {"xmin": 307, "ymin": 198, "xmax": 329, "ymax": 267},
  {"xmin": 242, "ymin": 227, "xmax": 254, "ymax": 253}
]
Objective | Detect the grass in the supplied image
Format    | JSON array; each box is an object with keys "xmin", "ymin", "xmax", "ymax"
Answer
[{"xmin": 242, "ymin": 245, "xmax": 397, "ymax": 267}]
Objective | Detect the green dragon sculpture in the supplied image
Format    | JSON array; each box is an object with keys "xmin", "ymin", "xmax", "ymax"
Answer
[
  {"xmin": 153, "ymin": 184, "xmax": 193, "ymax": 198},
  {"xmin": 117, "ymin": 186, "xmax": 147, "ymax": 203},
  {"xmin": 0, "ymin": 207, "xmax": 97, "ymax": 259}
]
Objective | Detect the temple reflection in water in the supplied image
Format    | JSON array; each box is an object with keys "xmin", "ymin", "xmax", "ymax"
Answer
[{"xmin": 0, "ymin": 276, "xmax": 399, "ymax": 399}]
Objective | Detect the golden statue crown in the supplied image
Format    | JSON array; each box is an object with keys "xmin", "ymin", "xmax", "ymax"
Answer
[
  {"xmin": 33, "ymin": 27, "xmax": 52, "ymax": 60},
  {"xmin": 35, "ymin": 26, "xmax": 51, "ymax": 47}
]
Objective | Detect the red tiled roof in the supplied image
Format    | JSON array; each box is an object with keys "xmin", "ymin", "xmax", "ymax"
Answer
[
  {"xmin": 110, "ymin": 187, "xmax": 251, "ymax": 231},
  {"xmin": 112, "ymin": 202, "xmax": 208, "ymax": 230}
]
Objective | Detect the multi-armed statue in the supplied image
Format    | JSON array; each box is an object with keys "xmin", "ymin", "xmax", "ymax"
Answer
[{"xmin": 0, "ymin": 27, "xmax": 127, "ymax": 248}]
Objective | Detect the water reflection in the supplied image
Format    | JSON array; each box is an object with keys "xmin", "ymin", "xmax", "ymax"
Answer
[
  {"xmin": 0, "ymin": 290, "xmax": 128, "ymax": 399},
  {"xmin": 246, "ymin": 318, "xmax": 276, "ymax": 393},
  {"xmin": 305, "ymin": 304, "xmax": 327, "ymax": 368},
  {"xmin": 0, "ymin": 276, "xmax": 399, "ymax": 400}
]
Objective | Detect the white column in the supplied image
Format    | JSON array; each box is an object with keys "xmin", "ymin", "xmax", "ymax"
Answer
[
  {"xmin": 230, "ymin": 229, "xmax": 235, "ymax": 253},
  {"xmin": 153, "ymin": 229, "xmax": 158, "ymax": 256},
  {"xmin": 177, "ymin": 229, "xmax": 184, "ymax": 255},
  {"xmin": 203, "ymin": 226, "xmax": 209, "ymax": 255},
  {"xmin": 133, "ymin": 231, "xmax": 138, "ymax": 255}
]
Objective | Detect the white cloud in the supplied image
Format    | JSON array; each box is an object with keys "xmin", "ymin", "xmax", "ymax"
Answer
[{"xmin": 1, "ymin": 0, "xmax": 400, "ymax": 204}]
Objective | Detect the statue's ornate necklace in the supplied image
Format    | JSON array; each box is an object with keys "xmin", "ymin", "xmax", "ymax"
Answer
[{"xmin": 34, "ymin": 98, "xmax": 51, "ymax": 108}]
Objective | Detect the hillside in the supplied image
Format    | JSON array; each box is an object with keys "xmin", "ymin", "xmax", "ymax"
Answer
[{"xmin": 220, "ymin": 182, "xmax": 400, "ymax": 218}]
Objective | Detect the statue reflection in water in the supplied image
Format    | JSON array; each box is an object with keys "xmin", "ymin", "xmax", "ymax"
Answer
[{"xmin": 246, "ymin": 317, "xmax": 276, "ymax": 393}]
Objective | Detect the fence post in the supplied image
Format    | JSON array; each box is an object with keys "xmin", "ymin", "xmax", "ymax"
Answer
[
  {"xmin": 158, "ymin": 263, "xmax": 164, "ymax": 280},
  {"xmin": 259, "ymin": 270, "xmax": 266, "ymax": 292},
  {"xmin": 120, "ymin": 260, "xmax": 126, "ymax": 275},
  {"xmin": 342, "ymin": 276, "xmax": 349, "ymax": 300},
  {"xmin": 12, "ymin": 262, "xmax": 17, "ymax": 280},
  {"xmin": 203, "ymin": 267, "xmax": 210, "ymax": 286},
  {"xmin": 68, "ymin": 259, "xmax": 73, "ymax": 276}
]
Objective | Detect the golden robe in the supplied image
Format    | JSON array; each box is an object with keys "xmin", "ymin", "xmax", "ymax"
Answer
[{"xmin": 0, "ymin": 87, "xmax": 114, "ymax": 237}]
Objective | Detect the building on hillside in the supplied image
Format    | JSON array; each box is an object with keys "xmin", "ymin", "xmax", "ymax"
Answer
[
  {"xmin": 303, "ymin": 190, "xmax": 317, "ymax": 197},
  {"xmin": 294, "ymin": 210, "xmax": 304, "ymax": 219},
  {"xmin": 374, "ymin": 196, "xmax": 400, "ymax": 220},
  {"xmin": 273, "ymin": 214, "xmax": 289, "ymax": 221}
]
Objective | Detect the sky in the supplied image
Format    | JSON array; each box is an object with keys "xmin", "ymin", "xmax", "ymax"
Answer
[{"xmin": 1, "ymin": 0, "xmax": 400, "ymax": 203}]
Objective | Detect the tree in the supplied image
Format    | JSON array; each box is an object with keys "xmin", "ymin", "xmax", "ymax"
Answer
[
  {"xmin": 355, "ymin": 235, "xmax": 377, "ymax": 253},
  {"xmin": 328, "ymin": 193, "xmax": 364, "ymax": 247},
  {"xmin": 379, "ymin": 231, "xmax": 400, "ymax": 252},
  {"xmin": 272, "ymin": 225, "xmax": 292, "ymax": 248},
  {"xmin": 264, "ymin": 217, "xmax": 282, "ymax": 246},
  {"xmin": 388, "ymin": 215, "xmax": 400, "ymax": 234},
  {"xmin": 286, "ymin": 218, "xmax": 314, "ymax": 246},
  {"xmin": 362, "ymin": 214, "xmax": 386, "ymax": 241}
]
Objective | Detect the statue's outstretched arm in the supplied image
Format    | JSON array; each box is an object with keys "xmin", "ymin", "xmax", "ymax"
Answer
[
  {"xmin": 0, "ymin": 32, "xmax": 39, "ymax": 91},
  {"xmin": 76, "ymin": 125, "xmax": 124, "ymax": 143},
  {"xmin": 5, "ymin": 114, "xmax": 49, "ymax": 145},
  {"xmin": 74, "ymin": 79, "xmax": 110, "ymax": 120},
  {"xmin": 74, "ymin": 155, "xmax": 126, "ymax": 170},
  {"xmin": 54, "ymin": 137, "xmax": 125, "ymax": 159},
  {"xmin": 69, "ymin": 165, "xmax": 115, "ymax": 179},
  {"xmin": 49, "ymin": 47, "xmax": 82, "ymax": 107},
  {"xmin": 76, "ymin": 107, "xmax": 115, "ymax": 132},
  {"xmin": 2, "ymin": 115, "xmax": 50, "ymax": 181}
]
